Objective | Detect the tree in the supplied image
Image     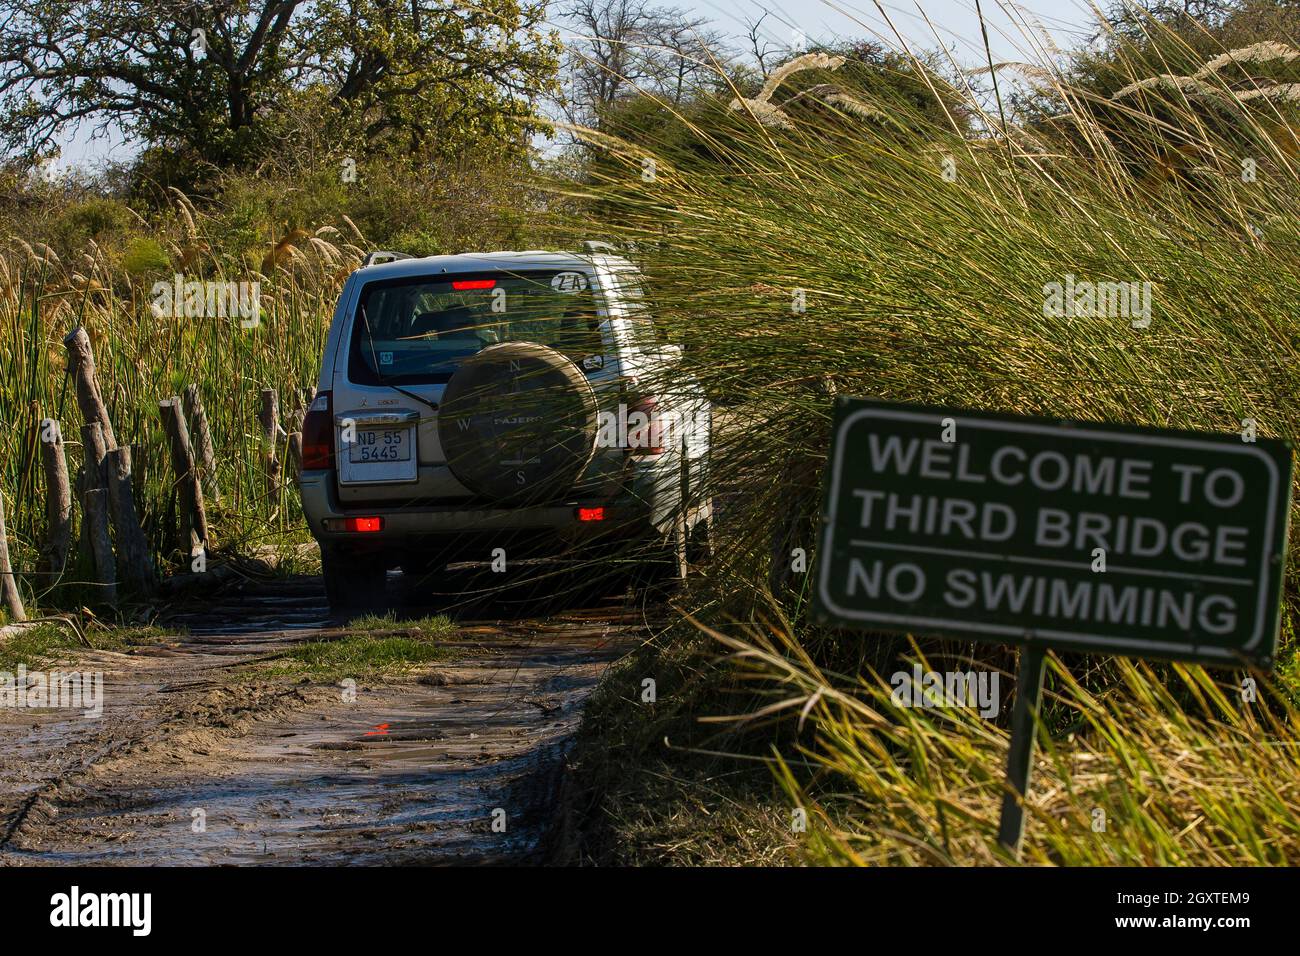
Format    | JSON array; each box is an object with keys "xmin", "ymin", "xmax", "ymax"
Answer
[
  {"xmin": 558, "ymin": 0, "xmax": 731, "ymax": 126},
  {"xmin": 0, "ymin": 1, "xmax": 561, "ymax": 168}
]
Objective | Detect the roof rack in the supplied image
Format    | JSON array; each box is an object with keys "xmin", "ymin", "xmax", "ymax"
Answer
[
  {"xmin": 360, "ymin": 250, "xmax": 414, "ymax": 268},
  {"xmin": 582, "ymin": 240, "xmax": 618, "ymax": 255}
]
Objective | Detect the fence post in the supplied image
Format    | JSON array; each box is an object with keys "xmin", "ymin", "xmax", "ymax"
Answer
[
  {"xmin": 259, "ymin": 388, "xmax": 281, "ymax": 496},
  {"xmin": 79, "ymin": 421, "xmax": 108, "ymax": 559},
  {"xmin": 159, "ymin": 397, "xmax": 209, "ymax": 563},
  {"xmin": 81, "ymin": 421, "xmax": 108, "ymax": 489},
  {"xmin": 0, "ymin": 485, "xmax": 26, "ymax": 622},
  {"xmin": 287, "ymin": 431, "xmax": 303, "ymax": 485},
  {"xmin": 183, "ymin": 383, "xmax": 221, "ymax": 505},
  {"xmin": 287, "ymin": 388, "xmax": 305, "ymax": 434},
  {"xmin": 38, "ymin": 418, "xmax": 72, "ymax": 583},
  {"xmin": 63, "ymin": 326, "xmax": 117, "ymax": 451},
  {"xmin": 82, "ymin": 487, "xmax": 117, "ymax": 608},
  {"xmin": 106, "ymin": 446, "xmax": 155, "ymax": 593}
]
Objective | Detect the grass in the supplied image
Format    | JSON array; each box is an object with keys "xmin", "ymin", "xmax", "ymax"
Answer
[
  {"xmin": 3, "ymin": 6, "xmax": 1299, "ymax": 866},
  {"xmin": 252, "ymin": 613, "xmax": 458, "ymax": 682},
  {"xmin": 88, "ymin": 624, "xmax": 185, "ymax": 652},
  {"xmin": 0, "ymin": 622, "xmax": 82, "ymax": 671},
  {"xmin": 0, "ymin": 207, "xmax": 362, "ymax": 616},
  {"xmin": 547, "ymin": 16, "xmax": 1300, "ymax": 865}
]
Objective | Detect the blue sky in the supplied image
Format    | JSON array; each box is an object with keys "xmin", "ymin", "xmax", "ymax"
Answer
[
  {"xmin": 697, "ymin": 0, "xmax": 1099, "ymax": 59},
  {"xmin": 57, "ymin": 0, "xmax": 1101, "ymax": 168}
]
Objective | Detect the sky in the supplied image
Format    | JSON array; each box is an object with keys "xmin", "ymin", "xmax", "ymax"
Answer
[
  {"xmin": 695, "ymin": 0, "xmax": 1101, "ymax": 59},
  {"xmin": 54, "ymin": 0, "xmax": 1103, "ymax": 169}
]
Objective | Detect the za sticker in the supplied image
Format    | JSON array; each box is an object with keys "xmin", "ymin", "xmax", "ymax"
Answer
[{"xmin": 551, "ymin": 271, "xmax": 589, "ymax": 293}]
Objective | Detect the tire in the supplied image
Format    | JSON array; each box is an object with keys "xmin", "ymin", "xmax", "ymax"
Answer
[
  {"xmin": 322, "ymin": 549, "xmax": 388, "ymax": 614},
  {"xmin": 687, "ymin": 504, "xmax": 713, "ymax": 564},
  {"xmin": 438, "ymin": 342, "xmax": 598, "ymax": 504},
  {"xmin": 633, "ymin": 515, "xmax": 689, "ymax": 594}
]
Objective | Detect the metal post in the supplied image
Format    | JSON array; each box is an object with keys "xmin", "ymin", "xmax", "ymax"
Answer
[{"xmin": 996, "ymin": 645, "xmax": 1047, "ymax": 858}]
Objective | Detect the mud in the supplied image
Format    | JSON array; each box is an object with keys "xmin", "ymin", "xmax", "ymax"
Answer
[{"xmin": 0, "ymin": 565, "xmax": 643, "ymax": 865}]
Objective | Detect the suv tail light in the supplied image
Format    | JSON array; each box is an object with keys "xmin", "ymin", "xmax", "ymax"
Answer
[
  {"xmin": 301, "ymin": 391, "xmax": 335, "ymax": 470},
  {"xmin": 626, "ymin": 395, "xmax": 664, "ymax": 455}
]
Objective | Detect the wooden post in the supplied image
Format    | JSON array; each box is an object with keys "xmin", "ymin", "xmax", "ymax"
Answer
[
  {"xmin": 106, "ymin": 446, "xmax": 155, "ymax": 593},
  {"xmin": 63, "ymin": 326, "xmax": 117, "ymax": 451},
  {"xmin": 81, "ymin": 421, "xmax": 108, "ymax": 490},
  {"xmin": 82, "ymin": 487, "xmax": 117, "ymax": 608},
  {"xmin": 287, "ymin": 388, "xmax": 306, "ymax": 434},
  {"xmin": 259, "ymin": 388, "xmax": 281, "ymax": 495},
  {"xmin": 0, "ymin": 485, "xmax": 26, "ymax": 622},
  {"xmin": 38, "ymin": 418, "xmax": 73, "ymax": 582},
  {"xmin": 183, "ymin": 383, "xmax": 221, "ymax": 504},
  {"xmin": 79, "ymin": 421, "xmax": 108, "ymax": 560},
  {"xmin": 159, "ymin": 397, "xmax": 209, "ymax": 561},
  {"xmin": 287, "ymin": 431, "xmax": 303, "ymax": 485}
]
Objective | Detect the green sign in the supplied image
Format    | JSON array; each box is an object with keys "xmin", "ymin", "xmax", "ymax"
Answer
[{"xmin": 815, "ymin": 400, "xmax": 1293, "ymax": 669}]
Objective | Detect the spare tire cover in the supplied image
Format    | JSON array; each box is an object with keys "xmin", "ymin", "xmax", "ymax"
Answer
[{"xmin": 439, "ymin": 342, "xmax": 598, "ymax": 503}]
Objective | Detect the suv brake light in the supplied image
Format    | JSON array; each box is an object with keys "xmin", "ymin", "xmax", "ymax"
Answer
[{"xmin": 301, "ymin": 391, "xmax": 335, "ymax": 470}]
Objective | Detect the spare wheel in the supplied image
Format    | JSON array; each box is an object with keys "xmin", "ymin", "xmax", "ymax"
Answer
[{"xmin": 439, "ymin": 342, "xmax": 599, "ymax": 503}]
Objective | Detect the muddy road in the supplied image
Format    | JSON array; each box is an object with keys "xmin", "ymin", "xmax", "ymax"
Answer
[{"xmin": 0, "ymin": 565, "xmax": 646, "ymax": 865}]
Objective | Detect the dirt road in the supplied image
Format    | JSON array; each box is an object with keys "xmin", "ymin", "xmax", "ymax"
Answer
[{"xmin": 0, "ymin": 566, "xmax": 643, "ymax": 865}]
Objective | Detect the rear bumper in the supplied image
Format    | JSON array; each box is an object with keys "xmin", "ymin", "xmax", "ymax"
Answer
[{"xmin": 299, "ymin": 469, "xmax": 656, "ymax": 546}]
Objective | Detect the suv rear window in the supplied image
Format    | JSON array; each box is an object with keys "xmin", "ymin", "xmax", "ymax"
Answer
[{"xmin": 349, "ymin": 270, "xmax": 604, "ymax": 385}]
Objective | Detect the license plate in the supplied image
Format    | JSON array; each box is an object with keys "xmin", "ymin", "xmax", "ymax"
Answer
[{"xmin": 350, "ymin": 427, "xmax": 412, "ymax": 463}]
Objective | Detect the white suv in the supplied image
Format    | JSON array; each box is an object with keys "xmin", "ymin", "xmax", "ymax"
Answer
[{"xmin": 298, "ymin": 247, "xmax": 712, "ymax": 611}]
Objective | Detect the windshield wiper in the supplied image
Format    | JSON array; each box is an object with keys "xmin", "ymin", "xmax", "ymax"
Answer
[{"xmin": 361, "ymin": 303, "xmax": 441, "ymax": 415}]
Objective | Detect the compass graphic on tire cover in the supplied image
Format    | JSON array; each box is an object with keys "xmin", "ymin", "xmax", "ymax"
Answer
[{"xmin": 440, "ymin": 342, "xmax": 599, "ymax": 504}]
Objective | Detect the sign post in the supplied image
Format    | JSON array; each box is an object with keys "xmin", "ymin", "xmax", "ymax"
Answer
[
  {"xmin": 814, "ymin": 399, "xmax": 1293, "ymax": 856},
  {"xmin": 995, "ymin": 645, "xmax": 1046, "ymax": 856}
]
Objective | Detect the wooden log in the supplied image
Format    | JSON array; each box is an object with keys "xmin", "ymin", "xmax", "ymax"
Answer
[
  {"xmin": 106, "ymin": 446, "xmax": 155, "ymax": 593},
  {"xmin": 81, "ymin": 421, "xmax": 108, "ymax": 490},
  {"xmin": 0, "ymin": 485, "xmax": 26, "ymax": 622},
  {"xmin": 78, "ymin": 421, "xmax": 108, "ymax": 561},
  {"xmin": 82, "ymin": 487, "xmax": 117, "ymax": 608},
  {"xmin": 38, "ymin": 418, "xmax": 72, "ymax": 581},
  {"xmin": 259, "ymin": 388, "xmax": 281, "ymax": 494},
  {"xmin": 286, "ymin": 388, "xmax": 304, "ymax": 434},
  {"xmin": 183, "ymin": 383, "xmax": 221, "ymax": 504},
  {"xmin": 63, "ymin": 326, "xmax": 117, "ymax": 451},
  {"xmin": 287, "ymin": 431, "xmax": 303, "ymax": 484},
  {"xmin": 159, "ymin": 397, "xmax": 209, "ymax": 560}
]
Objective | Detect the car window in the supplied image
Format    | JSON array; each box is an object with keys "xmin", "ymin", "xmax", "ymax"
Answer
[
  {"xmin": 606, "ymin": 267, "xmax": 663, "ymax": 350},
  {"xmin": 349, "ymin": 269, "xmax": 604, "ymax": 385}
]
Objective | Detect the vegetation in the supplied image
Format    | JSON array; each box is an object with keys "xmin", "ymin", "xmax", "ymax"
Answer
[
  {"xmin": 3, "ymin": 0, "xmax": 1299, "ymax": 867},
  {"xmin": 555, "ymin": 5, "xmax": 1300, "ymax": 865},
  {"xmin": 0, "ymin": 0, "xmax": 561, "ymax": 182},
  {"xmin": 0, "ymin": 621, "xmax": 82, "ymax": 670},
  {"xmin": 251, "ymin": 614, "xmax": 457, "ymax": 681}
]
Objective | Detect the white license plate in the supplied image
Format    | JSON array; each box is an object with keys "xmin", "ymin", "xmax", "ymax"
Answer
[{"xmin": 350, "ymin": 428, "xmax": 412, "ymax": 463}]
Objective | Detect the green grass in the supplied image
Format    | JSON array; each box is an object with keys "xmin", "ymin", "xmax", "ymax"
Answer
[
  {"xmin": 0, "ymin": 622, "xmax": 82, "ymax": 671},
  {"xmin": 89, "ymin": 624, "xmax": 186, "ymax": 652},
  {"xmin": 547, "ymin": 20, "xmax": 1300, "ymax": 865},
  {"xmin": 344, "ymin": 611, "xmax": 452, "ymax": 634},
  {"xmin": 253, "ymin": 614, "xmax": 457, "ymax": 682}
]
